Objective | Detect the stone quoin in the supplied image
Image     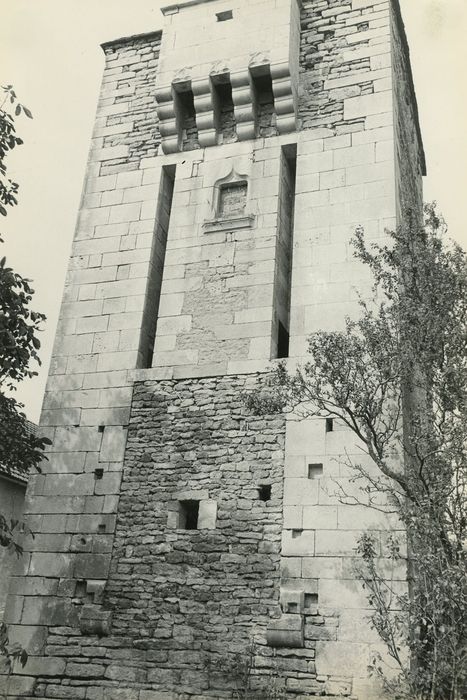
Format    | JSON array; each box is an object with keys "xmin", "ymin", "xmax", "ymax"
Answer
[{"xmin": 2, "ymin": 0, "xmax": 425, "ymax": 698}]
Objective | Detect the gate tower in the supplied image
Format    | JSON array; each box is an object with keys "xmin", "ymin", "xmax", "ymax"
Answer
[{"xmin": 3, "ymin": 1, "xmax": 425, "ymax": 698}]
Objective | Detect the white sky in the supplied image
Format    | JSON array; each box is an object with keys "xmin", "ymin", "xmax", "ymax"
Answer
[{"xmin": 0, "ymin": 0, "xmax": 466, "ymax": 422}]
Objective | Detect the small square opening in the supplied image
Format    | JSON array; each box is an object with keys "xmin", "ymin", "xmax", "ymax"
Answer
[
  {"xmin": 287, "ymin": 602, "xmax": 298, "ymax": 613},
  {"xmin": 258, "ymin": 484, "xmax": 272, "ymax": 502},
  {"xmin": 304, "ymin": 593, "xmax": 318, "ymax": 608},
  {"xmin": 291, "ymin": 529, "xmax": 303, "ymax": 539},
  {"xmin": 308, "ymin": 463, "xmax": 323, "ymax": 479},
  {"xmin": 325, "ymin": 417, "xmax": 334, "ymax": 433},
  {"xmin": 98, "ymin": 425, "xmax": 105, "ymax": 433},
  {"xmin": 94, "ymin": 468, "xmax": 104, "ymax": 480},
  {"xmin": 216, "ymin": 10, "xmax": 233, "ymax": 21},
  {"xmin": 178, "ymin": 500, "xmax": 200, "ymax": 530},
  {"xmin": 75, "ymin": 580, "xmax": 87, "ymax": 597}
]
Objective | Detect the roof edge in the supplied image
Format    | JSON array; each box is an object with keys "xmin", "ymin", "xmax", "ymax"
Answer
[
  {"xmin": 392, "ymin": 0, "xmax": 426, "ymax": 176},
  {"xmin": 101, "ymin": 29, "xmax": 162, "ymax": 53},
  {"xmin": 161, "ymin": 0, "xmax": 220, "ymax": 15}
]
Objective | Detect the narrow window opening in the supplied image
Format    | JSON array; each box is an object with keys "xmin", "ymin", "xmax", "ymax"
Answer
[
  {"xmin": 287, "ymin": 602, "xmax": 298, "ymax": 613},
  {"xmin": 325, "ymin": 417, "xmax": 334, "ymax": 433},
  {"xmin": 94, "ymin": 468, "xmax": 104, "ymax": 480},
  {"xmin": 175, "ymin": 87, "xmax": 199, "ymax": 151},
  {"xmin": 98, "ymin": 523, "xmax": 106, "ymax": 533},
  {"xmin": 178, "ymin": 500, "xmax": 200, "ymax": 530},
  {"xmin": 212, "ymin": 77, "xmax": 236, "ymax": 144},
  {"xmin": 216, "ymin": 9, "xmax": 233, "ymax": 21},
  {"xmin": 138, "ymin": 164, "xmax": 176, "ymax": 369},
  {"xmin": 277, "ymin": 322, "xmax": 290, "ymax": 359},
  {"xmin": 98, "ymin": 425, "xmax": 105, "ymax": 433},
  {"xmin": 291, "ymin": 529, "xmax": 303, "ymax": 539},
  {"xmin": 258, "ymin": 484, "xmax": 272, "ymax": 502},
  {"xmin": 251, "ymin": 69, "xmax": 277, "ymax": 138},
  {"xmin": 271, "ymin": 144, "xmax": 296, "ymax": 360},
  {"xmin": 304, "ymin": 593, "xmax": 318, "ymax": 607},
  {"xmin": 218, "ymin": 181, "xmax": 247, "ymax": 219},
  {"xmin": 308, "ymin": 463, "xmax": 323, "ymax": 479}
]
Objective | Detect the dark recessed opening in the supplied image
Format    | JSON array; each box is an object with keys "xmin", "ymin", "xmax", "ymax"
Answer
[
  {"xmin": 75, "ymin": 580, "xmax": 87, "ymax": 597},
  {"xmin": 258, "ymin": 484, "xmax": 272, "ymax": 502},
  {"xmin": 176, "ymin": 88, "xmax": 199, "ymax": 151},
  {"xmin": 251, "ymin": 70, "xmax": 277, "ymax": 137},
  {"xmin": 291, "ymin": 529, "xmax": 303, "ymax": 539},
  {"xmin": 98, "ymin": 425, "xmax": 105, "ymax": 433},
  {"xmin": 287, "ymin": 602, "xmax": 298, "ymax": 613},
  {"xmin": 216, "ymin": 9, "xmax": 233, "ymax": 21},
  {"xmin": 94, "ymin": 468, "xmax": 104, "ymax": 480},
  {"xmin": 277, "ymin": 321, "xmax": 290, "ymax": 359},
  {"xmin": 178, "ymin": 500, "xmax": 200, "ymax": 530},
  {"xmin": 308, "ymin": 463, "xmax": 323, "ymax": 479},
  {"xmin": 98, "ymin": 523, "xmax": 106, "ymax": 533},
  {"xmin": 212, "ymin": 78, "xmax": 236, "ymax": 143},
  {"xmin": 325, "ymin": 417, "xmax": 334, "ymax": 433},
  {"xmin": 139, "ymin": 163, "xmax": 176, "ymax": 369},
  {"xmin": 304, "ymin": 593, "xmax": 318, "ymax": 607}
]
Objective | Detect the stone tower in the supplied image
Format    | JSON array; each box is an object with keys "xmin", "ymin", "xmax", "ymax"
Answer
[{"xmin": 3, "ymin": 0, "xmax": 425, "ymax": 698}]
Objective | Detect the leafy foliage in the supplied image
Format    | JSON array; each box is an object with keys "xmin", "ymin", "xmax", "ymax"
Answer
[
  {"xmin": 0, "ymin": 87, "xmax": 49, "ymax": 673},
  {"xmin": 206, "ymin": 640, "xmax": 286, "ymax": 699},
  {"xmin": 248, "ymin": 204, "xmax": 467, "ymax": 699},
  {"xmin": 0, "ymin": 621, "xmax": 28, "ymax": 698},
  {"xmin": 0, "ymin": 86, "xmax": 31, "ymax": 221}
]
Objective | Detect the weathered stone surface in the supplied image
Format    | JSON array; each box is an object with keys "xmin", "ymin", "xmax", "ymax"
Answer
[{"xmin": 2, "ymin": 2, "xmax": 425, "ymax": 699}]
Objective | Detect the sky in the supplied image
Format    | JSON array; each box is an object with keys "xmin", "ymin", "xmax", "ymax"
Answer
[{"xmin": 0, "ymin": 0, "xmax": 466, "ymax": 422}]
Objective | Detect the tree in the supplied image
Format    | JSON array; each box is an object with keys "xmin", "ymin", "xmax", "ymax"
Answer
[
  {"xmin": 0, "ymin": 85, "xmax": 50, "ymax": 678},
  {"xmin": 248, "ymin": 204, "xmax": 467, "ymax": 699}
]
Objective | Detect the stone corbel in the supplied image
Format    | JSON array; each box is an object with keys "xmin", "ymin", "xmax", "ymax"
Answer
[
  {"xmin": 155, "ymin": 83, "xmax": 179, "ymax": 154},
  {"xmin": 192, "ymin": 77, "xmax": 216, "ymax": 149},
  {"xmin": 266, "ymin": 585, "xmax": 305, "ymax": 648},
  {"xmin": 270, "ymin": 62, "xmax": 297, "ymax": 135},
  {"xmin": 230, "ymin": 69, "xmax": 256, "ymax": 142}
]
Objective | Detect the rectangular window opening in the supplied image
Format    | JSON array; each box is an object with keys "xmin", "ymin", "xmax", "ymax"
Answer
[
  {"xmin": 138, "ymin": 164, "xmax": 176, "ymax": 369},
  {"xmin": 94, "ymin": 468, "xmax": 104, "ymax": 480},
  {"xmin": 258, "ymin": 484, "xmax": 272, "ymax": 502},
  {"xmin": 251, "ymin": 68, "xmax": 277, "ymax": 138},
  {"xmin": 326, "ymin": 417, "xmax": 334, "ymax": 433},
  {"xmin": 216, "ymin": 9, "xmax": 233, "ymax": 21},
  {"xmin": 291, "ymin": 529, "xmax": 303, "ymax": 539},
  {"xmin": 287, "ymin": 602, "xmax": 298, "ymax": 613},
  {"xmin": 271, "ymin": 144, "xmax": 296, "ymax": 360},
  {"xmin": 178, "ymin": 500, "xmax": 200, "ymax": 530},
  {"xmin": 212, "ymin": 77, "xmax": 236, "ymax": 144},
  {"xmin": 175, "ymin": 88, "xmax": 199, "ymax": 151},
  {"xmin": 308, "ymin": 463, "xmax": 323, "ymax": 479}
]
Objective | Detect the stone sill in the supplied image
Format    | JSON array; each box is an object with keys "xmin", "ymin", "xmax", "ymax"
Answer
[{"xmin": 202, "ymin": 214, "xmax": 255, "ymax": 234}]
